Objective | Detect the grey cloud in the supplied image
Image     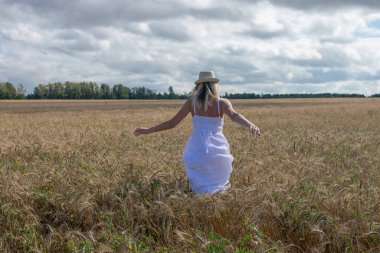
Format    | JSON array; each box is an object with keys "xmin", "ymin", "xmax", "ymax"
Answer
[
  {"xmin": 2, "ymin": 0, "xmax": 63, "ymax": 11},
  {"xmin": 54, "ymin": 29, "xmax": 83, "ymax": 40},
  {"xmin": 304, "ymin": 20, "xmax": 355, "ymax": 44},
  {"xmin": 319, "ymin": 37, "xmax": 355, "ymax": 44},
  {"xmin": 52, "ymin": 40, "xmax": 97, "ymax": 53},
  {"xmin": 47, "ymin": 29, "xmax": 106, "ymax": 54},
  {"xmin": 355, "ymin": 70, "xmax": 380, "ymax": 81},
  {"xmin": 149, "ymin": 22, "xmax": 192, "ymax": 42},
  {"xmin": 289, "ymin": 47, "xmax": 352, "ymax": 68},
  {"xmin": 196, "ymin": 55, "xmax": 271, "ymax": 85},
  {"xmin": 2, "ymin": 0, "xmax": 244, "ymax": 30},
  {"xmin": 268, "ymin": 0, "xmax": 380, "ymax": 10},
  {"xmin": 101, "ymin": 52, "xmax": 173, "ymax": 77},
  {"xmin": 242, "ymin": 28, "xmax": 285, "ymax": 39},
  {"xmin": 2, "ymin": 0, "xmax": 186, "ymax": 28},
  {"xmin": 190, "ymin": 6, "xmax": 244, "ymax": 21},
  {"xmin": 119, "ymin": 61, "xmax": 169, "ymax": 75},
  {"xmin": 291, "ymin": 68, "xmax": 349, "ymax": 84},
  {"xmin": 1, "ymin": 0, "xmax": 380, "ymax": 95},
  {"xmin": 0, "ymin": 31, "xmax": 6, "ymax": 42},
  {"xmin": 264, "ymin": 83, "xmax": 331, "ymax": 94}
]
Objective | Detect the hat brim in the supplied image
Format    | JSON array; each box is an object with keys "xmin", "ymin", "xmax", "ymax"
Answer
[{"xmin": 194, "ymin": 78, "xmax": 219, "ymax": 85}]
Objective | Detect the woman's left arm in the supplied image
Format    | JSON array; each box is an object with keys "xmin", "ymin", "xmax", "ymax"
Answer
[{"xmin": 134, "ymin": 99, "xmax": 191, "ymax": 137}]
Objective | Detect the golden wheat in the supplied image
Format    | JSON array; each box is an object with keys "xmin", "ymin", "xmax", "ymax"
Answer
[{"xmin": 0, "ymin": 98, "xmax": 379, "ymax": 252}]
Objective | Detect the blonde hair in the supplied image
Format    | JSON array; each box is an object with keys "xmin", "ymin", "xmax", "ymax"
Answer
[{"xmin": 191, "ymin": 82, "xmax": 219, "ymax": 111}]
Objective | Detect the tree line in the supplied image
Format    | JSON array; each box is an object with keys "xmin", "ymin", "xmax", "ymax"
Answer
[
  {"xmin": 0, "ymin": 82, "xmax": 187, "ymax": 99},
  {"xmin": 0, "ymin": 81, "xmax": 378, "ymax": 99},
  {"xmin": 0, "ymin": 82, "xmax": 27, "ymax": 99},
  {"xmin": 223, "ymin": 92, "xmax": 367, "ymax": 99},
  {"xmin": 31, "ymin": 82, "xmax": 189, "ymax": 99}
]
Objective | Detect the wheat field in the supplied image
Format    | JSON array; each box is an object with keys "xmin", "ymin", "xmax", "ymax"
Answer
[{"xmin": 0, "ymin": 98, "xmax": 379, "ymax": 252}]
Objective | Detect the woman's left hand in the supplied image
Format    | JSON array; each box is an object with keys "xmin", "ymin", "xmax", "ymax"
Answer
[
  {"xmin": 249, "ymin": 125, "xmax": 261, "ymax": 137},
  {"xmin": 134, "ymin": 127, "xmax": 150, "ymax": 137}
]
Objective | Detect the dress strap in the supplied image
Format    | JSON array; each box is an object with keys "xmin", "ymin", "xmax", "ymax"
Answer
[
  {"xmin": 193, "ymin": 98, "xmax": 197, "ymax": 115},
  {"xmin": 217, "ymin": 97, "xmax": 220, "ymax": 117}
]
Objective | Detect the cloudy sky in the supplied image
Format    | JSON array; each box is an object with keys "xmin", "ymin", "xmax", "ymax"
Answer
[{"xmin": 1, "ymin": 0, "xmax": 380, "ymax": 95}]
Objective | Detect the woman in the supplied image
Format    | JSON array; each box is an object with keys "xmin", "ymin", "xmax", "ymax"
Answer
[{"xmin": 134, "ymin": 71, "xmax": 261, "ymax": 195}]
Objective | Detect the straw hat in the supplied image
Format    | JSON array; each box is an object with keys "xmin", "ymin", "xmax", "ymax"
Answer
[{"xmin": 194, "ymin": 71, "xmax": 219, "ymax": 85}]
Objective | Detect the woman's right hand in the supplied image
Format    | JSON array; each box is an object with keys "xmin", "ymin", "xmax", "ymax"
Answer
[
  {"xmin": 134, "ymin": 127, "xmax": 150, "ymax": 137},
  {"xmin": 249, "ymin": 125, "xmax": 261, "ymax": 137}
]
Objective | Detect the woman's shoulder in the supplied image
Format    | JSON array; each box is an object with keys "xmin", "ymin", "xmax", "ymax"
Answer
[
  {"xmin": 219, "ymin": 97, "xmax": 232, "ymax": 106},
  {"xmin": 182, "ymin": 97, "xmax": 193, "ymax": 108}
]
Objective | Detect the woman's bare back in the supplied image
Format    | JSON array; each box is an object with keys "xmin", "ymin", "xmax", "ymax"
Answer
[{"xmin": 191, "ymin": 98, "xmax": 223, "ymax": 118}]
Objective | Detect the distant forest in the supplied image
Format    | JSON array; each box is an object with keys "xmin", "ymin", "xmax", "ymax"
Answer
[{"xmin": 0, "ymin": 81, "xmax": 379, "ymax": 99}]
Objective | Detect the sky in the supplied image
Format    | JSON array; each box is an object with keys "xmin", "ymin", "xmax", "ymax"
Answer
[{"xmin": 0, "ymin": 0, "xmax": 380, "ymax": 95}]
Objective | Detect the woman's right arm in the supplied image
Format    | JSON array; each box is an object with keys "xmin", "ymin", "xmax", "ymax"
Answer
[
  {"xmin": 221, "ymin": 98, "xmax": 261, "ymax": 137},
  {"xmin": 134, "ymin": 98, "xmax": 192, "ymax": 137}
]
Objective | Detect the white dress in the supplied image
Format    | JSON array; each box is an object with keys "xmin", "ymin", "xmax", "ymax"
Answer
[{"xmin": 182, "ymin": 98, "xmax": 234, "ymax": 195}]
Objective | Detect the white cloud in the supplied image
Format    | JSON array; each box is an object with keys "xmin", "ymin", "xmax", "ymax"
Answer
[{"xmin": 0, "ymin": 0, "xmax": 379, "ymax": 95}]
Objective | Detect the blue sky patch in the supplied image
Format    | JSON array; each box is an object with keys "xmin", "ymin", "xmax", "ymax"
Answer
[{"xmin": 368, "ymin": 19, "xmax": 380, "ymax": 29}]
